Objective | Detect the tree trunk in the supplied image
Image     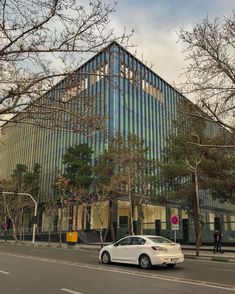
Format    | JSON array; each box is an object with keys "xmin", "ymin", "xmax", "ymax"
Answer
[
  {"xmin": 58, "ymin": 211, "xmax": 62, "ymax": 248},
  {"xmin": 7, "ymin": 213, "xmax": 18, "ymax": 242},
  {"xmin": 22, "ymin": 215, "xmax": 25, "ymax": 243},
  {"xmin": 127, "ymin": 170, "xmax": 135, "ymax": 235},
  {"xmin": 58, "ymin": 205, "xmax": 63, "ymax": 248},
  {"xmin": 129, "ymin": 189, "xmax": 135, "ymax": 235},
  {"xmin": 48, "ymin": 221, "xmax": 51, "ymax": 247},
  {"xmin": 110, "ymin": 220, "xmax": 116, "ymax": 242},
  {"xmin": 19, "ymin": 211, "xmax": 23, "ymax": 243},
  {"xmin": 194, "ymin": 169, "xmax": 201, "ymax": 257},
  {"xmin": 104, "ymin": 204, "xmax": 112, "ymax": 242},
  {"xmin": 106, "ymin": 202, "xmax": 116, "ymax": 242},
  {"xmin": 12, "ymin": 221, "xmax": 18, "ymax": 242},
  {"xmin": 19, "ymin": 221, "xmax": 22, "ymax": 243},
  {"xmin": 194, "ymin": 216, "xmax": 201, "ymax": 257},
  {"xmin": 99, "ymin": 228, "xmax": 104, "ymax": 249},
  {"xmin": 137, "ymin": 203, "xmax": 144, "ymax": 235},
  {"xmin": 103, "ymin": 218, "xmax": 110, "ymax": 243}
]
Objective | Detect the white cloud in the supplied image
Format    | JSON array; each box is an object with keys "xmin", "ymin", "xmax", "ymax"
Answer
[{"xmin": 109, "ymin": 0, "xmax": 234, "ymax": 90}]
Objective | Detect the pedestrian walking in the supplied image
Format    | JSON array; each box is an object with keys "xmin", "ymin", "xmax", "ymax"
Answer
[{"xmin": 213, "ymin": 230, "xmax": 223, "ymax": 253}]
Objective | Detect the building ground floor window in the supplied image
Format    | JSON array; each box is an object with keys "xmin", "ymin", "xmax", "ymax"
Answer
[{"xmin": 2, "ymin": 199, "xmax": 235, "ymax": 245}]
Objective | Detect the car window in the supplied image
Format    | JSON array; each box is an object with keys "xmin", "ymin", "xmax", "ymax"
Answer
[
  {"xmin": 147, "ymin": 237, "xmax": 173, "ymax": 244},
  {"xmin": 117, "ymin": 237, "xmax": 132, "ymax": 246},
  {"xmin": 130, "ymin": 237, "xmax": 146, "ymax": 245}
]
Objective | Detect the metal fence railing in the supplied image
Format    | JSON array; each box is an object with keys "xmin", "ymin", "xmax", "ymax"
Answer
[
  {"xmin": 117, "ymin": 221, "xmax": 235, "ymax": 243},
  {"xmin": 1, "ymin": 221, "xmax": 235, "ymax": 244}
]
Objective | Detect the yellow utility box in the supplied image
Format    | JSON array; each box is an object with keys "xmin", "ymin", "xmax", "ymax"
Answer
[{"xmin": 66, "ymin": 231, "xmax": 78, "ymax": 243}]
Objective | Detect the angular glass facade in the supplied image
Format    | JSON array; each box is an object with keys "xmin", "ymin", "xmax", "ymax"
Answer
[
  {"xmin": 0, "ymin": 42, "xmax": 235, "ymax": 242},
  {"xmin": 0, "ymin": 42, "xmax": 182, "ymax": 203}
]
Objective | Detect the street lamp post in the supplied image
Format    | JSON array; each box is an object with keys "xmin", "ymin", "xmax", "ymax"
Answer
[{"xmin": 2, "ymin": 191, "xmax": 38, "ymax": 245}]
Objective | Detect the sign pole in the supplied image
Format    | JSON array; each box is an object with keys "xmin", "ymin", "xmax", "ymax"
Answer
[{"xmin": 170, "ymin": 215, "xmax": 179, "ymax": 243}]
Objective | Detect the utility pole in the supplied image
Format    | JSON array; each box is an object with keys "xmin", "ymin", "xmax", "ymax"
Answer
[{"xmin": 2, "ymin": 191, "xmax": 38, "ymax": 245}]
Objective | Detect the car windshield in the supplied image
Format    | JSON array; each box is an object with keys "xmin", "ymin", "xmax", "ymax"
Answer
[{"xmin": 147, "ymin": 237, "xmax": 173, "ymax": 244}]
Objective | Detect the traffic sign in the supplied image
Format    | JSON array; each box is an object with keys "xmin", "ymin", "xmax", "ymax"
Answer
[
  {"xmin": 171, "ymin": 215, "xmax": 179, "ymax": 231},
  {"xmin": 2, "ymin": 223, "xmax": 8, "ymax": 230},
  {"xmin": 170, "ymin": 215, "xmax": 179, "ymax": 242},
  {"xmin": 170, "ymin": 215, "xmax": 179, "ymax": 225},
  {"xmin": 171, "ymin": 224, "xmax": 179, "ymax": 230}
]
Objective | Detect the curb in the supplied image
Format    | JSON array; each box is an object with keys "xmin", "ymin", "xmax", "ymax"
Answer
[
  {"xmin": 183, "ymin": 248, "xmax": 235, "ymax": 253},
  {"xmin": 211, "ymin": 256, "xmax": 229, "ymax": 262},
  {"xmin": 78, "ymin": 246, "xmax": 100, "ymax": 251},
  {"xmin": 184, "ymin": 255, "xmax": 197, "ymax": 259},
  {"xmin": 184, "ymin": 254, "xmax": 233, "ymax": 263}
]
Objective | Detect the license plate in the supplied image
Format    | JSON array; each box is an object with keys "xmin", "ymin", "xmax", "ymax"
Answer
[{"xmin": 171, "ymin": 258, "xmax": 179, "ymax": 263}]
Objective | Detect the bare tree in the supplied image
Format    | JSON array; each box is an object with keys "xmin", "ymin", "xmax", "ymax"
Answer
[
  {"xmin": 0, "ymin": 0, "xmax": 133, "ymax": 131},
  {"xmin": 104, "ymin": 134, "xmax": 152, "ymax": 236},
  {"xmin": 185, "ymin": 154, "xmax": 205, "ymax": 257},
  {"xmin": 4, "ymin": 193, "xmax": 19, "ymax": 242},
  {"xmin": 74, "ymin": 184, "xmax": 111, "ymax": 248},
  {"xmin": 179, "ymin": 12, "xmax": 235, "ymax": 146},
  {"xmin": 2, "ymin": 192, "xmax": 33, "ymax": 242},
  {"xmin": 43, "ymin": 200, "xmax": 57, "ymax": 247},
  {"xmin": 0, "ymin": 173, "xmax": 35, "ymax": 242}
]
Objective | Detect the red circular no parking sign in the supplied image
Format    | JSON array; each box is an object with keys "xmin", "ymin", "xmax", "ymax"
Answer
[
  {"xmin": 170, "ymin": 215, "xmax": 179, "ymax": 225},
  {"xmin": 2, "ymin": 223, "xmax": 8, "ymax": 229}
]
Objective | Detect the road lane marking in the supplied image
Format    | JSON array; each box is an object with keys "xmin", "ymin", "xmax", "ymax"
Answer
[
  {"xmin": 0, "ymin": 270, "xmax": 10, "ymax": 275},
  {"xmin": 213, "ymin": 268, "xmax": 235, "ymax": 272},
  {"xmin": 61, "ymin": 288, "xmax": 83, "ymax": 294},
  {"xmin": 1, "ymin": 252, "xmax": 235, "ymax": 291}
]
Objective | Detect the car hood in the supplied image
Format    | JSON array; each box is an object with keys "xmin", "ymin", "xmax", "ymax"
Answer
[{"xmin": 100, "ymin": 244, "xmax": 114, "ymax": 250}]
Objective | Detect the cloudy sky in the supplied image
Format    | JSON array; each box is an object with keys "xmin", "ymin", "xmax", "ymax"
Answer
[{"xmin": 109, "ymin": 0, "xmax": 234, "ymax": 87}]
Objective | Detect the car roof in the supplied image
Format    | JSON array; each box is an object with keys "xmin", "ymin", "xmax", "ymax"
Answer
[{"xmin": 122, "ymin": 235, "xmax": 163, "ymax": 239}]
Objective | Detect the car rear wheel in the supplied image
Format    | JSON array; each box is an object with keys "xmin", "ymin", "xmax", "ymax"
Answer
[
  {"xmin": 101, "ymin": 251, "xmax": 111, "ymax": 264},
  {"xmin": 139, "ymin": 254, "xmax": 152, "ymax": 269},
  {"xmin": 166, "ymin": 264, "xmax": 176, "ymax": 268}
]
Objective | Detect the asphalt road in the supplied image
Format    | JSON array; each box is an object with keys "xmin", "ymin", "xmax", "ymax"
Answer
[{"xmin": 0, "ymin": 243, "xmax": 235, "ymax": 294}]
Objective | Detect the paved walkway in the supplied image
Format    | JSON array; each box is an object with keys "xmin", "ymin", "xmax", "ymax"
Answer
[
  {"xmin": 181, "ymin": 245, "xmax": 235, "ymax": 261},
  {"xmin": 1, "ymin": 240, "xmax": 235, "ymax": 262}
]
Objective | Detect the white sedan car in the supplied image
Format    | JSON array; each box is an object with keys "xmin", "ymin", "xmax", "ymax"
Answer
[{"xmin": 99, "ymin": 235, "xmax": 184, "ymax": 269}]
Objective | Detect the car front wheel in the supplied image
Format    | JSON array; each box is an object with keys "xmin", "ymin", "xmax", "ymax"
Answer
[
  {"xmin": 101, "ymin": 251, "xmax": 111, "ymax": 264},
  {"xmin": 139, "ymin": 254, "xmax": 152, "ymax": 269}
]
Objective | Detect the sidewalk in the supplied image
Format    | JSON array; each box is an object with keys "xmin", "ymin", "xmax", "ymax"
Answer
[
  {"xmin": 1, "ymin": 240, "xmax": 235, "ymax": 263},
  {"xmin": 182, "ymin": 247, "xmax": 235, "ymax": 262}
]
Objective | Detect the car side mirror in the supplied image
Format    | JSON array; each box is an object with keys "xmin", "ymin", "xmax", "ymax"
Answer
[{"xmin": 114, "ymin": 242, "xmax": 119, "ymax": 246}]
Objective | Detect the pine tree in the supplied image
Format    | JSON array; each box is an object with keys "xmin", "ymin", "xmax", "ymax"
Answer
[
  {"xmin": 62, "ymin": 144, "xmax": 93, "ymax": 190},
  {"xmin": 158, "ymin": 102, "xmax": 234, "ymax": 256}
]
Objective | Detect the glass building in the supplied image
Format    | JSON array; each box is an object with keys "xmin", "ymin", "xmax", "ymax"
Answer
[{"xmin": 0, "ymin": 42, "xmax": 235, "ymax": 243}]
